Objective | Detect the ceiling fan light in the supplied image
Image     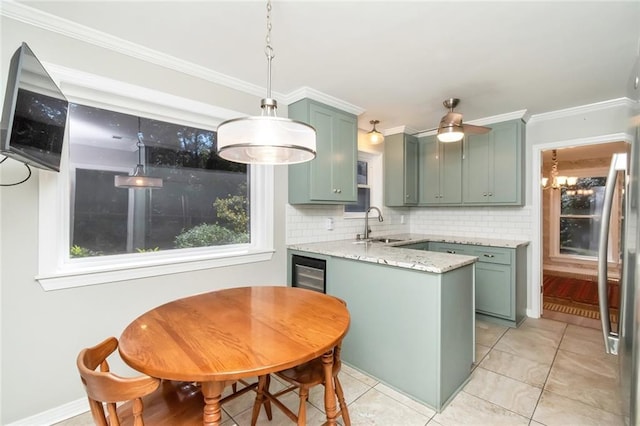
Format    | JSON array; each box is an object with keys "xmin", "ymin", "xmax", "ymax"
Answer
[
  {"xmin": 437, "ymin": 125, "xmax": 464, "ymax": 143},
  {"xmin": 217, "ymin": 115, "xmax": 316, "ymax": 165}
]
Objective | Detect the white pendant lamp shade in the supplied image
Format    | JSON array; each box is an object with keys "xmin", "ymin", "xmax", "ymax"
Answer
[
  {"xmin": 215, "ymin": 0, "xmax": 317, "ymax": 165},
  {"xmin": 437, "ymin": 125, "xmax": 464, "ymax": 143},
  {"xmin": 114, "ymin": 174, "xmax": 163, "ymax": 189},
  {"xmin": 217, "ymin": 115, "xmax": 316, "ymax": 165}
]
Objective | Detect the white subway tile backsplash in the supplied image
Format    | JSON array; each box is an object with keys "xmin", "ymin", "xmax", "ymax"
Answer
[
  {"xmin": 286, "ymin": 204, "xmax": 411, "ymax": 244},
  {"xmin": 286, "ymin": 204, "xmax": 532, "ymax": 245},
  {"xmin": 409, "ymin": 206, "xmax": 532, "ymax": 241}
]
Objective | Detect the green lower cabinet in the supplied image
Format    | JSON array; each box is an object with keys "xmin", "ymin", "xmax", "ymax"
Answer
[
  {"xmin": 415, "ymin": 241, "xmax": 528, "ymax": 328},
  {"xmin": 327, "ymin": 257, "xmax": 474, "ymax": 412}
]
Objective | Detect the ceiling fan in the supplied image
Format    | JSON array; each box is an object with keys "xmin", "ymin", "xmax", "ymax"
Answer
[{"xmin": 435, "ymin": 98, "xmax": 491, "ymax": 143}]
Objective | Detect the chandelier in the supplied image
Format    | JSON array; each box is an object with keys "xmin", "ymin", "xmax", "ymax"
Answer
[{"xmin": 541, "ymin": 149, "xmax": 577, "ymax": 190}]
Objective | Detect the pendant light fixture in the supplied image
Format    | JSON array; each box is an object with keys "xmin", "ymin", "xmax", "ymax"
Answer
[
  {"xmin": 114, "ymin": 117, "xmax": 163, "ymax": 189},
  {"xmin": 367, "ymin": 120, "xmax": 384, "ymax": 145},
  {"xmin": 216, "ymin": 0, "xmax": 316, "ymax": 165},
  {"xmin": 541, "ymin": 149, "xmax": 577, "ymax": 190}
]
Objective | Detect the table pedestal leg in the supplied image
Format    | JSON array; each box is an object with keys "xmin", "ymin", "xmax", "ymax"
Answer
[
  {"xmin": 322, "ymin": 350, "xmax": 338, "ymax": 426},
  {"xmin": 201, "ymin": 380, "xmax": 226, "ymax": 426}
]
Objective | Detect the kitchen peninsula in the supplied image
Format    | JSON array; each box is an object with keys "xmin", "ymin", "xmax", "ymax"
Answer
[{"xmin": 288, "ymin": 233, "xmax": 528, "ymax": 412}]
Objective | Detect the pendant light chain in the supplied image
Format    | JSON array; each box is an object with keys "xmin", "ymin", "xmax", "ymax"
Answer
[{"xmin": 265, "ymin": 0, "xmax": 274, "ymax": 101}]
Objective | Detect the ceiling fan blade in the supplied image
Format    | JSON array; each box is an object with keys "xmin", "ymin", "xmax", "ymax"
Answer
[{"xmin": 462, "ymin": 123, "xmax": 491, "ymax": 134}]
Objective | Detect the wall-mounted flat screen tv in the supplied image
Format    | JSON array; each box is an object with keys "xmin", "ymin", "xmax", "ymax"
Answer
[{"xmin": 0, "ymin": 42, "xmax": 68, "ymax": 172}]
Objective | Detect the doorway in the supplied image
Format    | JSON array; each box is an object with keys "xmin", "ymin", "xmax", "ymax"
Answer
[{"xmin": 539, "ymin": 141, "xmax": 629, "ymax": 328}]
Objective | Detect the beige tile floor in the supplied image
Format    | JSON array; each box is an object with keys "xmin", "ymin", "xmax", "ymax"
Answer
[{"xmin": 58, "ymin": 317, "xmax": 625, "ymax": 426}]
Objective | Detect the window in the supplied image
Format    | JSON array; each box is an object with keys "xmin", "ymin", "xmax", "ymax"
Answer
[
  {"xmin": 344, "ymin": 160, "xmax": 370, "ymax": 214},
  {"xmin": 558, "ymin": 177, "xmax": 605, "ymax": 257},
  {"xmin": 37, "ymin": 66, "xmax": 274, "ymax": 290},
  {"xmin": 344, "ymin": 152, "xmax": 381, "ymax": 217},
  {"xmin": 69, "ymin": 104, "xmax": 249, "ymax": 257},
  {"xmin": 550, "ymin": 171, "xmax": 621, "ymax": 262}
]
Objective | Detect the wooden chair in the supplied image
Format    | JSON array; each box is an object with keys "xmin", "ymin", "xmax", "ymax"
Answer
[
  {"xmin": 250, "ymin": 341, "xmax": 350, "ymax": 426},
  {"xmin": 250, "ymin": 297, "xmax": 350, "ymax": 426},
  {"xmin": 77, "ymin": 337, "xmax": 264, "ymax": 425}
]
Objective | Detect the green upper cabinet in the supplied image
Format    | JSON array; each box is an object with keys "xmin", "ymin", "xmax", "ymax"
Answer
[
  {"xmin": 463, "ymin": 119, "xmax": 524, "ymax": 206},
  {"xmin": 384, "ymin": 133, "xmax": 418, "ymax": 206},
  {"xmin": 418, "ymin": 135, "xmax": 462, "ymax": 205},
  {"xmin": 288, "ymin": 99, "xmax": 357, "ymax": 204}
]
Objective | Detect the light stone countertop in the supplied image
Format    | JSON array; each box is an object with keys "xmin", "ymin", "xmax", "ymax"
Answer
[
  {"xmin": 288, "ymin": 234, "xmax": 530, "ymax": 274},
  {"xmin": 381, "ymin": 233, "xmax": 530, "ymax": 249}
]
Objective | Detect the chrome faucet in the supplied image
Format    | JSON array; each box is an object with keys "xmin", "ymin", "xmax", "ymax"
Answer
[{"xmin": 364, "ymin": 206, "xmax": 384, "ymax": 240}]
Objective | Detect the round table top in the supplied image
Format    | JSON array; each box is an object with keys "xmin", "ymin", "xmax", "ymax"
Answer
[{"xmin": 118, "ymin": 286, "xmax": 350, "ymax": 382}]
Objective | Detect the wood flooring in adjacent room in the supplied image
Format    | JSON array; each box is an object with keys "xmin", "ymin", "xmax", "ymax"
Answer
[{"xmin": 542, "ymin": 272, "xmax": 620, "ymax": 328}]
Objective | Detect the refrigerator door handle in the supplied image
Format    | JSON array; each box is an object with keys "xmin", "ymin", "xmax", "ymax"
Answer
[{"xmin": 598, "ymin": 153, "xmax": 626, "ymax": 355}]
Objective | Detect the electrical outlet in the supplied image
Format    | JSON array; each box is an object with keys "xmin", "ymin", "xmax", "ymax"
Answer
[{"xmin": 325, "ymin": 217, "xmax": 334, "ymax": 230}]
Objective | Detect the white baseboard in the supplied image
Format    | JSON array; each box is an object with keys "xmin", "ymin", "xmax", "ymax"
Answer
[{"xmin": 6, "ymin": 398, "xmax": 89, "ymax": 426}]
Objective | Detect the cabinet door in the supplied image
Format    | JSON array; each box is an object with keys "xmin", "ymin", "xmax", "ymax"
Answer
[
  {"xmin": 404, "ymin": 135, "xmax": 418, "ymax": 204},
  {"xmin": 418, "ymin": 135, "xmax": 441, "ymax": 205},
  {"xmin": 490, "ymin": 121, "xmax": 521, "ymax": 204},
  {"xmin": 309, "ymin": 103, "xmax": 336, "ymax": 200},
  {"xmin": 475, "ymin": 262, "xmax": 512, "ymax": 319},
  {"xmin": 440, "ymin": 140, "xmax": 462, "ymax": 204},
  {"xmin": 331, "ymin": 111, "xmax": 357, "ymax": 202},
  {"xmin": 463, "ymin": 133, "xmax": 490, "ymax": 203}
]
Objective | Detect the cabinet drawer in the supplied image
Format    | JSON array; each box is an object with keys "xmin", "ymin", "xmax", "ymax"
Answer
[
  {"xmin": 428, "ymin": 242, "xmax": 473, "ymax": 256},
  {"xmin": 468, "ymin": 247, "xmax": 511, "ymax": 265}
]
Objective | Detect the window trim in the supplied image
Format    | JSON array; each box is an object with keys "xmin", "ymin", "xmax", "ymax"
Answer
[
  {"xmin": 36, "ymin": 64, "xmax": 274, "ymax": 291},
  {"xmin": 343, "ymin": 151, "xmax": 382, "ymax": 219},
  {"xmin": 549, "ymin": 166, "xmax": 619, "ymax": 263}
]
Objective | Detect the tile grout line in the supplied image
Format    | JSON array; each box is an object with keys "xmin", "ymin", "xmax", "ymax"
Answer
[{"xmin": 528, "ymin": 322, "xmax": 569, "ymax": 424}]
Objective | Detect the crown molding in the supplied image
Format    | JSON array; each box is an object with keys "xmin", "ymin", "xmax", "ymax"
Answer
[
  {"xmin": 383, "ymin": 125, "xmax": 419, "ymax": 136},
  {"xmin": 465, "ymin": 109, "xmax": 529, "ymax": 126},
  {"xmin": 283, "ymin": 87, "xmax": 365, "ymax": 115},
  {"xmin": 528, "ymin": 97, "xmax": 636, "ymax": 123},
  {"xmin": 0, "ymin": 1, "xmax": 278, "ymax": 99},
  {"xmin": 1, "ymin": 1, "xmax": 368, "ymax": 113}
]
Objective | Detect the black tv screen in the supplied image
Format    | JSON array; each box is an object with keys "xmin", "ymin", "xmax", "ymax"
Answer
[{"xmin": 0, "ymin": 42, "xmax": 68, "ymax": 172}]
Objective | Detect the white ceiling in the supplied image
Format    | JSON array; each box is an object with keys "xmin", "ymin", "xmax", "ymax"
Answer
[{"xmin": 18, "ymin": 1, "xmax": 640, "ymax": 134}]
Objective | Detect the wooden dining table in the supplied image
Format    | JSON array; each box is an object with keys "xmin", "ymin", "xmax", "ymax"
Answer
[{"xmin": 118, "ymin": 285, "xmax": 350, "ymax": 426}]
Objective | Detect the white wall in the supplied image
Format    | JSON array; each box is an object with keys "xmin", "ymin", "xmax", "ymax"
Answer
[{"xmin": 0, "ymin": 17, "xmax": 288, "ymax": 424}]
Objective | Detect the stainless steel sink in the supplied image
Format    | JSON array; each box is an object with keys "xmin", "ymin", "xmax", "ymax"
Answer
[{"xmin": 370, "ymin": 237, "xmax": 404, "ymax": 243}]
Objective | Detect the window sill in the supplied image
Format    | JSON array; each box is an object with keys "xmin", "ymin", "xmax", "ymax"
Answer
[{"xmin": 36, "ymin": 248, "xmax": 274, "ymax": 291}]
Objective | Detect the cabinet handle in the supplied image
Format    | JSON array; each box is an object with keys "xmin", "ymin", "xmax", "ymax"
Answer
[
  {"xmin": 446, "ymin": 250, "xmax": 456, "ymax": 254},
  {"xmin": 483, "ymin": 254, "xmax": 495, "ymax": 258},
  {"xmin": 483, "ymin": 192, "xmax": 487, "ymax": 197},
  {"xmin": 333, "ymin": 188, "xmax": 342, "ymax": 194},
  {"xmin": 488, "ymin": 192, "xmax": 493, "ymax": 197},
  {"xmin": 406, "ymin": 194, "xmax": 410, "ymax": 199},
  {"xmin": 337, "ymin": 189, "xmax": 342, "ymax": 193}
]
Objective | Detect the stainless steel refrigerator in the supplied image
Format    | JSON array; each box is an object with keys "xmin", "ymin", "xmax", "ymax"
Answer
[{"xmin": 598, "ymin": 53, "xmax": 640, "ymax": 425}]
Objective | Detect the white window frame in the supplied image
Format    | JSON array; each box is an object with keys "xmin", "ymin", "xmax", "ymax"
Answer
[
  {"xmin": 549, "ymin": 166, "xmax": 619, "ymax": 263},
  {"xmin": 36, "ymin": 64, "xmax": 274, "ymax": 291},
  {"xmin": 343, "ymin": 151, "xmax": 382, "ymax": 219}
]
